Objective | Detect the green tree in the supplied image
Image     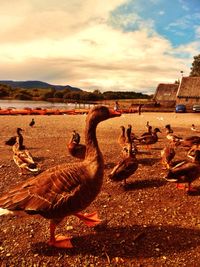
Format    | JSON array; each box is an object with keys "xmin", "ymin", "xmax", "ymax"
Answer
[
  {"xmin": 190, "ymin": 54, "xmax": 200, "ymax": 76},
  {"xmin": 80, "ymin": 92, "xmax": 99, "ymax": 101},
  {"xmin": 64, "ymin": 92, "xmax": 81, "ymax": 100},
  {"xmin": 0, "ymin": 88, "xmax": 9, "ymax": 97},
  {"xmin": 43, "ymin": 91, "xmax": 55, "ymax": 99},
  {"xmin": 54, "ymin": 91, "xmax": 64, "ymax": 98},
  {"xmin": 15, "ymin": 93, "xmax": 32, "ymax": 100}
]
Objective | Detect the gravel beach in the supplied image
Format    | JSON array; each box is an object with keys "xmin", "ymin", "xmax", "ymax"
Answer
[{"xmin": 0, "ymin": 111, "xmax": 200, "ymax": 266}]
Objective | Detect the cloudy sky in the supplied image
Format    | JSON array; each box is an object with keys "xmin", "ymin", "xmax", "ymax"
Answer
[{"xmin": 0, "ymin": 0, "xmax": 200, "ymax": 94}]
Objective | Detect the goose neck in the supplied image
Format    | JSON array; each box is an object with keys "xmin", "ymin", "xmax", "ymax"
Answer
[{"xmin": 85, "ymin": 120, "xmax": 99, "ymax": 158}]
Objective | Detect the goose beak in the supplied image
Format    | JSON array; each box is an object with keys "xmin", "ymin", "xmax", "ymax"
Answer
[{"xmin": 109, "ymin": 109, "xmax": 121, "ymax": 117}]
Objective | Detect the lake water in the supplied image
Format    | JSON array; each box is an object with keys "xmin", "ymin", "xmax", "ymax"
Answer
[{"xmin": 0, "ymin": 100, "xmax": 93, "ymax": 109}]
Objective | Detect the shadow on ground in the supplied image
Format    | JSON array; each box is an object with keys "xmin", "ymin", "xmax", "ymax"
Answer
[
  {"xmin": 32, "ymin": 224, "xmax": 200, "ymax": 259},
  {"xmin": 123, "ymin": 179, "xmax": 167, "ymax": 191}
]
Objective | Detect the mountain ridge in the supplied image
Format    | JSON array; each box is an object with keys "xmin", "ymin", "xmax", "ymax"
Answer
[{"xmin": 0, "ymin": 80, "xmax": 82, "ymax": 91}]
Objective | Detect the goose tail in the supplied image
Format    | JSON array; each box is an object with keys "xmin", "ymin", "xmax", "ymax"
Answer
[
  {"xmin": 26, "ymin": 163, "xmax": 40, "ymax": 172},
  {"xmin": 0, "ymin": 208, "xmax": 13, "ymax": 216}
]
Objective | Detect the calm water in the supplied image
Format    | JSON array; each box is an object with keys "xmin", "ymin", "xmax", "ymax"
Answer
[{"xmin": 0, "ymin": 100, "xmax": 93, "ymax": 109}]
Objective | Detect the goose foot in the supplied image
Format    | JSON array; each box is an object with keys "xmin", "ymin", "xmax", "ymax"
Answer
[
  {"xmin": 76, "ymin": 211, "xmax": 101, "ymax": 227},
  {"xmin": 176, "ymin": 184, "xmax": 197, "ymax": 193},
  {"xmin": 186, "ymin": 187, "xmax": 197, "ymax": 193},
  {"xmin": 48, "ymin": 235, "xmax": 73, "ymax": 248},
  {"xmin": 176, "ymin": 183, "xmax": 185, "ymax": 189}
]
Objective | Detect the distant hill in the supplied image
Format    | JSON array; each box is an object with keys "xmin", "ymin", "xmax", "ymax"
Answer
[{"xmin": 0, "ymin": 80, "xmax": 82, "ymax": 91}]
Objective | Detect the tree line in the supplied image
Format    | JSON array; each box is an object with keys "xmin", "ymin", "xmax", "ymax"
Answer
[{"xmin": 0, "ymin": 85, "xmax": 150, "ymax": 102}]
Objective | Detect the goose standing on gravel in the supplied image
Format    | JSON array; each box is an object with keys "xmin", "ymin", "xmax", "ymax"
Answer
[{"xmin": 0, "ymin": 106, "xmax": 121, "ymax": 248}]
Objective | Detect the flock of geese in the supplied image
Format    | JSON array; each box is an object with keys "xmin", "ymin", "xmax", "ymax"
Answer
[{"xmin": 0, "ymin": 105, "xmax": 200, "ymax": 249}]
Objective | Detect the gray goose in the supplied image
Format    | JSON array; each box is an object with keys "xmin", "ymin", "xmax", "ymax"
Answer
[{"xmin": 0, "ymin": 106, "xmax": 120, "ymax": 248}]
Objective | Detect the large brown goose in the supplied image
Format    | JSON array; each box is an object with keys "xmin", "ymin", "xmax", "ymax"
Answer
[
  {"xmin": 67, "ymin": 130, "xmax": 86, "ymax": 160},
  {"xmin": 0, "ymin": 106, "xmax": 120, "ymax": 248},
  {"xmin": 109, "ymin": 131, "xmax": 138, "ymax": 186},
  {"xmin": 164, "ymin": 150, "xmax": 200, "ymax": 192}
]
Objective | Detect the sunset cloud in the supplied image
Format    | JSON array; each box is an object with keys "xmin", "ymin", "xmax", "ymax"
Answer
[{"xmin": 0, "ymin": 0, "xmax": 199, "ymax": 93}]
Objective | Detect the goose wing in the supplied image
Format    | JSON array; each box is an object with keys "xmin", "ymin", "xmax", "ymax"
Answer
[{"xmin": 0, "ymin": 162, "xmax": 89, "ymax": 219}]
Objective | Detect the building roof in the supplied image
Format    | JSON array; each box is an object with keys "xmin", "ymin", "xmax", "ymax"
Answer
[
  {"xmin": 154, "ymin": 83, "xmax": 178, "ymax": 101},
  {"xmin": 177, "ymin": 77, "xmax": 200, "ymax": 98}
]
